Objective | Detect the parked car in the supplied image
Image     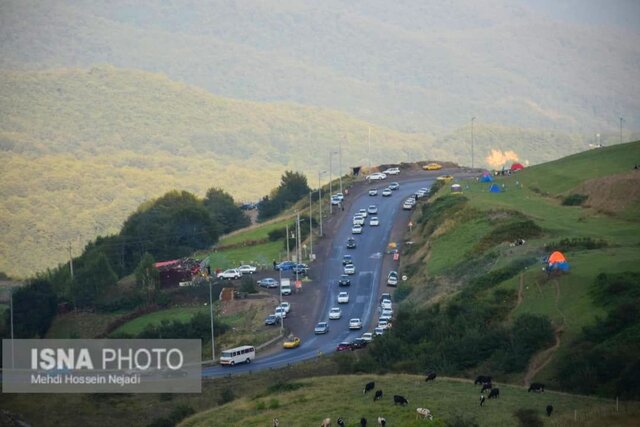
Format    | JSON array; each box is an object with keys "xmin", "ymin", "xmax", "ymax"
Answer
[
  {"xmin": 314, "ymin": 322, "xmax": 330, "ymax": 334},
  {"xmin": 283, "ymin": 336, "xmax": 301, "ymax": 349},
  {"xmin": 387, "ymin": 271, "xmax": 399, "ymax": 286},
  {"xmin": 379, "ymin": 313, "xmax": 392, "ymax": 322},
  {"xmin": 423, "ymin": 163, "xmax": 442, "ymax": 171},
  {"xmin": 383, "ymin": 167, "xmax": 400, "ymax": 175},
  {"xmin": 334, "ymin": 192, "xmax": 344, "ymax": 201},
  {"xmin": 369, "ymin": 216, "xmax": 380, "ymax": 226},
  {"xmin": 380, "ymin": 293, "xmax": 392, "ymax": 303},
  {"xmin": 361, "ymin": 332, "xmax": 373, "ymax": 342},
  {"xmin": 344, "ymin": 263, "xmax": 356, "ymax": 275},
  {"xmin": 338, "ymin": 274, "xmax": 351, "ymax": 287},
  {"xmin": 264, "ymin": 314, "xmax": 280, "ymax": 326},
  {"xmin": 279, "ymin": 301, "xmax": 291, "ymax": 313},
  {"xmin": 374, "ymin": 327, "xmax": 385, "ymax": 336},
  {"xmin": 406, "ymin": 197, "xmax": 416, "ymax": 206},
  {"xmin": 381, "ymin": 307, "xmax": 393, "ymax": 317},
  {"xmin": 378, "ymin": 319, "xmax": 391, "ymax": 329},
  {"xmin": 382, "ymin": 188, "xmax": 392, "ymax": 197},
  {"xmin": 217, "ymin": 269, "xmax": 241, "ymax": 279},
  {"xmin": 331, "ymin": 196, "xmax": 341, "ymax": 205},
  {"xmin": 368, "ymin": 188, "xmax": 378, "ymax": 196},
  {"xmin": 337, "ymin": 291, "xmax": 350, "ymax": 304},
  {"xmin": 292, "ymin": 263, "xmax": 309, "ymax": 275},
  {"xmin": 352, "ymin": 224, "xmax": 363, "ymax": 234},
  {"xmin": 402, "ymin": 200, "xmax": 413, "ymax": 210},
  {"xmin": 275, "ymin": 261, "xmax": 296, "ymax": 271},
  {"xmin": 346, "ymin": 237, "xmax": 357, "ymax": 249},
  {"xmin": 274, "ymin": 307, "xmax": 287, "ymax": 319},
  {"xmin": 351, "ymin": 337, "xmax": 368, "ymax": 349},
  {"xmin": 367, "ymin": 205, "xmax": 378, "ymax": 214},
  {"xmin": 329, "ymin": 307, "xmax": 342, "ymax": 319},
  {"xmin": 437, "ymin": 175, "xmax": 454, "ymax": 182},
  {"xmin": 336, "ymin": 341, "xmax": 353, "ymax": 351},
  {"xmin": 381, "ymin": 299, "xmax": 393, "ymax": 310},
  {"xmin": 237, "ymin": 265, "xmax": 257, "ymax": 275},
  {"xmin": 349, "ymin": 318, "xmax": 363, "ymax": 330},
  {"xmin": 257, "ymin": 278, "xmax": 278, "ymax": 288},
  {"xmin": 389, "ymin": 182, "xmax": 400, "ymax": 190}
]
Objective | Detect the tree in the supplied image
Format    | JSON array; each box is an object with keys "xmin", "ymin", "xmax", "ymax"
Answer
[
  {"xmin": 135, "ymin": 252, "xmax": 159, "ymax": 305},
  {"xmin": 203, "ymin": 187, "xmax": 250, "ymax": 234},
  {"xmin": 73, "ymin": 251, "xmax": 118, "ymax": 308},
  {"xmin": 8, "ymin": 279, "xmax": 57, "ymax": 338},
  {"xmin": 258, "ymin": 171, "xmax": 310, "ymax": 221}
]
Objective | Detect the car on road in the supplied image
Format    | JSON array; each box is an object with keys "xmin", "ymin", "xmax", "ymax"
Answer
[
  {"xmin": 423, "ymin": 163, "xmax": 442, "ymax": 171},
  {"xmin": 336, "ymin": 341, "xmax": 353, "ymax": 351},
  {"xmin": 337, "ymin": 292, "xmax": 350, "ymax": 304},
  {"xmin": 292, "ymin": 263, "xmax": 309, "ymax": 275},
  {"xmin": 342, "ymin": 254, "xmax": 353, "ymax": 265},
  {"xmin": 217, "ymin": 269, "xmax": 241, "ymax": 280},
  {"xmin": 314, "ymin": 322, "xmax": 330, "ymax": 334},
  {"xmin": 283, "ymin": 336, "xmax": 301, "ymax": 349},
  {"xmin": 383, "ymin": 167, "xmax": 400, "ymax": 175},
  {"xmin": 382, "ymin": 188, "xmax": 392, "ymax": 197},
  {"xmin": 369, "ymin": 216, "xmax": 379, "ymax": 226},
  {"xmin": 237, "ymin": 265, "xmax": 257, "ymax": 275},
  {"xmin": 378, "ymin": 319, "xmax": 391, "ymax": 330},
  {"xmin": 437, "ymin": 174, "xmax": 454, "ymax": 182},
  {"xmin": 331, "ymin": 196, "xmax": 340, "ymax": 205},
  {"xmin": 349, "ymin": 318, "xmax": 363, "ymax": 330},
  {"xmin": 382, "ymin": 307, "xmax": 393, "ymax": 317},
  {"xmin": 352, "ymin": 224, "xmax": 363, "ymax": 234},
  {"xmin": 346, "ymin": 237, "xmax": 357, "ymax": 249},
  {"xmin": 374, "ymin": 327, "xmax": 385, "ymax": 336},
  {"xmin": 344, "ymin": 263, "xmax": 356, "ymax": 275},
  {"xmin": 275, "ymin": 261, "xmax": 296, "ymax": 271},
  {"xmin": 257, "ymin": 278, "xmax": 278, "ymax": 288},
  {"xmin": 361, "ymin": 332, "xmax": 373, "ymax": 342},
  {"xmin": 406, "ymin": 197, "xmax": 416, "ymax": 206},
  {"xmin": 387, "ymin": 271, "xmax": 399, "ymax": 286},
  {"xmin": 366, "ymin": 172, "xmax": 387, "ymax": 181},
  {"xmin": 334, "ymin": 192, "xmax": 344, "ymax": 201},
  {"xmin": 274, "ymin": 307, "xmax": 287, "ymax": 319},
  {"xmin": 358, "ymin": 208, "xmax": 368, "ymax": 218},
  {"xmin": 402, "ymin": 200, "xmax": 413, "ymax": 210},
  {"xmin": 353, "ymin": 215, "xmax": 365, "ymax": 225},
  {"xmin": 264, "ymin": 314, "xmax": 280, "ymax": 326},
  {"xmin": 279, "ymin": 301, "xmax": 291, "ymax": 313},
  {"xmin": 389, "ymin": 182, "xmax": 400, "ymax": 190},
  {"xmin": 329, "ymin": 307, "xmax": 342, "ymax": 319},
  {"xmin": 338, "ymin": 274, "xmax": 351, "ymax": 287},
  {"xmin": 380, "ymin": 293, "xmax": 392, "ymax": 303},
  {"xmin": 379, "ymin": 313, "xmax": 392, "ymax": 322},
  {"xmin": 351, "ymin": 337, "xmax": 368, "ymax": 349},
  {"xmin": 381, "ymin": 299, "xmax": 392, "ymax": 310},
  {"xmin": 368, "ymin": 188, "xmax": 378, "ymax": 196},
  {"xmin": 367, "ymin": 205, "xmax": 378, "ymax": 214}
]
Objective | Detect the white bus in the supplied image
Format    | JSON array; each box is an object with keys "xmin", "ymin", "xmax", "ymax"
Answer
[{"xmin": 219, "ymin": 345, "xmax": 256, "ymax": 366}]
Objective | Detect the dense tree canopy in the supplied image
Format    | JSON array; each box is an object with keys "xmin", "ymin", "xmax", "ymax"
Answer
[
  {"xmin": 258, "ymin": 171, "xmax": 310, "ymax": 221},
  {"xmin": 7, "ymin": 279, "xmax": 57, "ymax": 338},
  {"xmin": 203, "ymin": 188, "xmax": 250, "ymax": 234}
]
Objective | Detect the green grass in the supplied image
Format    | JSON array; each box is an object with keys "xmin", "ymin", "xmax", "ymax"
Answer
[
  {"xmin": 180, "ymin": 374, "xmax": 639, "ymax": 427},
  {"xmin": 220, "ymin": 219, "xmax": 292, "ymax": 246},
  {"xmin": 207, "ymin": 240, "xmax": 285, "ymax": 271},
  {"xmin": 112, "ymin": 306, "xmax": 207, "ymax": 336},
  {"xmin": 46, "ymin": 311, "xmax": 127, "ymax": 338}
]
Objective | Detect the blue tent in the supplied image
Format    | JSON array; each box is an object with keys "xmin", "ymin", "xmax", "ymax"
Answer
[
  {"xmin": 489, "ymin": 184, "xmax": 501, "ymax": 193},
  {"xmin": 480, "ymin": 175, "xmax": 493, "ymax": 183}
]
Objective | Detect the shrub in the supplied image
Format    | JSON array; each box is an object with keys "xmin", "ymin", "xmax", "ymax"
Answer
[
  {"xmin": 474, "ymin": 219, "xmax": 542, "ymax": 253},
  {"xmin": 218, "ymin": 387, "xmax": 235, "ymax": 405},
  {"xmin": 267, "ymin": 381, "xmax": 305, "ymax": 393},
  {"xmin": 545, "ymin": 237, "xmax": 608, "ymax": 252},
  {"xmin": 562, "ymin": 193, "xmax": 588, "ymax": 206},
  {"xmin": 268, "ymin": 228, "xmax": 286, "ymax": 241},
  {"xmin": 268, "ymin": 398, "xmax": 280, "ymax": 409},
  {"xmin": 255, "ymin": 401, "xmax": 266, "ymax": 410},
  {"xmin": 394, "ymin": 284, "xmax": 413, "ymax": 303},
  {"xmin": 239, "ymin": 276, "xmax": 258, "ymax": 294},
  {"xmin": 513, "ymin": 409, "xmax": 543, "ymax": 427}
]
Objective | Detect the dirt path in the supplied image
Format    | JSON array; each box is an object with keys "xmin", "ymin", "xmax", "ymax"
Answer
[{"xmin": 523, "ymin": 279, "xmax": 565, "ymax": 386}]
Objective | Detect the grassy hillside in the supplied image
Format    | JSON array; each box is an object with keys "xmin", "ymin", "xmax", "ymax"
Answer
[{"xmin": 400, "ymin": 141, "xmax": 640, "ymax": 387}]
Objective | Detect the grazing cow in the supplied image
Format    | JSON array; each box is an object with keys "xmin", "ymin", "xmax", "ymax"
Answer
[
  {"xmin": 481, "ymin": 382, "xmax": 493, "ymax": 393},
  {"xmin": 273, "ymin": 418, "xmax": 280, "ymax": 427},
  {"xmin": 337, "ymin": 417, "xmax": 345, "ymax": 427},
  {"xmin": 425, "ymin": 372, "xmax": 437, "ymax": 382},
  {"xmin": 546, "ymin": 405, "xmax": 554, "ymax": 417},
  {"xmin": 393, "ymin": 395, "xmax": 409, "ymax": 406},
  {"xmin": 374, "ymin": 390, "xmax": 383, "ymax": 401},
  {"xmin": 488, "ymin": 388, "xmax": 500, "ymax": 399},
  {"xmin": 364, "ymin": 381, "xmax": 375, "ymax": 394},
  {"xmin": 416, "ymin": 408, "xmax": 433, "ymax": 420},
  {"xmin": 377, "ymin": 416, "xmax": 386, "ymax": 426},
  {"xmin": 320, "ymin": 418, "xmax": 331, "ymax": 427},
  {"xmin": 528, "ymin": 383, "xmax": 545, "ymax": 393},
  {"xmin": 480, "ymin": 394, "xmax": 486, "ymax": 407},
  {"xmin": 360, "ymin": 417, "xmax": 367, "ymax": 427},
  {"xmin": 475, "ymin": 375, "xmax": 492, "ymax": 385}
]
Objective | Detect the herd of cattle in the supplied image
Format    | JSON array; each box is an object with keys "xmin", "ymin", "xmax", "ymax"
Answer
[{"xmin": 271, "ymin": 374, "xmax": 554, "ymax": 426}]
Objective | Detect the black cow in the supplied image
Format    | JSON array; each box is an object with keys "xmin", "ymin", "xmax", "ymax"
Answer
[
  {"xmin": 393, "ymin": 395, "xmax": 409, "ymax": 406},
  {"xmin": 360, "ymin": 417, "xmax": 367, "ymax": 427},
  {"xmin": 488, "ymin": 388, "xmax": 500, "ymax": 399},
  {"xmin": 475, "ymin": 375, "xmax": 492, "ymax": 385},
  {"xmin": 546, "ymin": 405, "xmax": 554, "ymax": 417},
  {"xmin": 481, "ymin": 382, "xmax": 493, "ymax": 393},
  {"xmin": 374, "ymin": 390, "xmax": 383, "ymax": 401},
  {"xmin": 337, "ymin": 417, "xmax": 346, "ymax": 427},
  {"xmin": 364, "ymin": 381, "xmax": 375, "ymax": 394},
  {"xmin": 425, "ymin": 372, "xmax": 437, "ymax": 382},
  {"xmin": 528, "ymin": 383, "xmax": 545, "ymax": 393}
]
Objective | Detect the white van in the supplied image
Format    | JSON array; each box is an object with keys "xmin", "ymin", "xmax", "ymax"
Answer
[{"xmin": 280, "ymin": 278, "xmax": 292, "ymax": 296}]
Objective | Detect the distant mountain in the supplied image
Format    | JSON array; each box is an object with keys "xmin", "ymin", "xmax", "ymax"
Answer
[{"xmin": 1, "ymin": 0, "xmax": 638, "ymax": 135}]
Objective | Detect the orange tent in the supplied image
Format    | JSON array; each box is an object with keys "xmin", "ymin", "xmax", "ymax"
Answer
[
  {"xmin": 511, "ymin": 162, "xmax": 525, "ymax": 171},
  {"xmin": 548, "ymin": 251, "xmax": 566, "ymax": 263}
]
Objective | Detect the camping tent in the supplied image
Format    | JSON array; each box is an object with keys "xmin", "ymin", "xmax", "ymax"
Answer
[
  {"xmin": 480, "ymin": 175, "xmax": 493, "ymax": 182},
  {"xmin": 451, "ymin": 184, "xmax": 462, "ymax": 193},
  {"xmin": 511, "ymin": 162, "xmax": 525, "ymax": 171},
  {"xmin": 547, "ymin": 251, "xmax": 570, "ymax": 272},
  {"xmin": 489, "ymin": 184, "xmax": 501, "ymax": 193}
]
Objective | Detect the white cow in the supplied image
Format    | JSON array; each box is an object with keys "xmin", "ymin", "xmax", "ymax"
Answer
[
  {"xmin": 416, "ymin": 408, "xmax": 433, "ymax": 420},
  {"xmin": 320, "ymin": 418, "xmax": 331, "ymax": 427}
]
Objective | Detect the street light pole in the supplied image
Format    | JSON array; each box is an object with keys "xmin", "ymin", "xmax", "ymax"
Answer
[
  {"xmin": 309, "ymin": 191, "xmax": 313, "ymax": 260},
  {"xmin": 471, "ymin": 117, "xmax": 476, "ymax": 168},
  {"xmin": 278, "ymin": 268, "xmax": 284, "ymax": 335},
  {"xmin": 339, "ymin": 137, "xmax": 343, "ymax": 195},
  {"xmin": 285, "ymin": 223, "xmax": 290, "ymax": 260},
  {"xmin": 329, "ymin": 152, "xmax": 333, "ymax": 214},
  {"xmin": 208, "ymin": 280, "xmax": 215, "ymax": 363},
  {"xmin": 318, "ymin": 171, "xmax": 326, "ymax": 236}
]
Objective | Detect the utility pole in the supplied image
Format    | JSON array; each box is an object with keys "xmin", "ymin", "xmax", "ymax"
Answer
[
  {"xmin": 309, "ymin": 191, "xmax": 313, "ymax": 260},
  {"xmin": 329, "ymin": 152, "xmax": 333, "ymax": 214},
  {"xmin": 339, "ymin": 137, "xmax": 343, "ymax": 195},
  {"xmin": 68, "ymin": 242, "xmax": 74, "ymax": 280},
  {"xmin": 471, "ymin": 117, "xmax": 476, "ymax": 169},
  {"xmin": 278, "ymin": 268, "xmax": 284, "ymax": 335},
  {"xmin": 318, "ymin": 171, "xmax": 326, "ymax": 236},
  {"xmin": 10, "ymin": 289, "xmax": 14, "ymax": 368},
  {"xmin": 209, "ymin": 280, "xmax": 215, "ymax": 362},
  {"xmin": 285, "ymin": 223, "xmax": 290, "ymax": 260},
  {"xmin": 296, "ymin": 211, "xmax": 301, "ymax": 265}
]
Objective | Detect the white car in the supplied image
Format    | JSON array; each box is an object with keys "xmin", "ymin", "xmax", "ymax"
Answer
[
  {"xmin": 334, "ymin": 193, "xmax": 344, "ymax": 201},
  {"xmin": 378, "ymin": 319, "xmax": 391, "ymax": 329},
  {"xmin": 407, "ymin": 197, "xmax": 416, "ymax": 206},
  {"xmin": 379, "ymin": 313, "xmax": 392, "ymax": 322},
  {"xmin": 353, "ymin": 215, "xmax": 365, "ymax": 226},
  {"xmin": 361, "ymin": 332, "xmax": 373, "ymax": 342},
  {"xmin": 274, "ymin": 307, "xmax": 287, "ymax": 319},
  {"xmin": 358, "ymin": 208, "xmax": 368, "ymax": 218},
  {"xmin": 279, "ymin": 302, "xmax": 291, "ymax": 313},
  {"xmin": 369, "ymin": 216, "xmax": 379, "ymax": 226},
  {"xmin": 382, "ymin": 308, "xmax": 393, "ymax": 317},
  {"xmin": 383, "ymin": 167, "xmax": 400, "ymax": 175},
  {"xmin": 374, "ymin": 327, "xmax": 385, "ymax": 336},
  {"xmin": 368, "ymin": 188, "xmax": 378, "ymax": 196},
  {"xmin": 402, "ymin": 201, "xmax": 413, "ymax": 210},
  {"xmin": 217, "ymin": 268, "xmax": 241, "ymax": 279},
  {"xmin": 349, "ymin": 318, "xmax": 363, "ymax": 330},
  {"xmin": 352, "ymin": 224, "xmax": 363, "ymax": 234},
  {"xmin": 367, "ymin": 205, "xmax": 378, "ymax": 214},
  {"xmin": 366, "ymin": 172, "xmax": 387, "ymax": 181},
  {"xmin": 237, "ymin": 265, "xmax": 257, "ymax": 275},
  {"xmin": 331, "ymin": 196, "xmax": 340, "ymax": 205},
  {"xmin": 344, "ymin": 263, "xmax": 356, "ymax": 275},
  {"xmin": 387, "ymin": 271, "xmax": 399, "ymax": 286},
  {"xmin": 329, "ymin": 307, "xmax": 342, "ymax": 319},
  {"xmin": 337, "ymin": 292, "xmax": 350, "ymax": 304},
  {"xmin": 381, "ymin": 299, "xmax": 393, "ymax": 310},
  {"xmin": 382, "ymin": 188, "xmax": 392, "ymax": 197}
]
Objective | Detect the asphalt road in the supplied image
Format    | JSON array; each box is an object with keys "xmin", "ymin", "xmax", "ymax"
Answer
[{"xmin": 202, "ymin": 174, "xmax": 435, "ymax": 378}]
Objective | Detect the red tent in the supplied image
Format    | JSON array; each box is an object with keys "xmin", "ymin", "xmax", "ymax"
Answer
[{"xmin": 510, "ymin": 162, "xmax": 525, "ymax": 171}]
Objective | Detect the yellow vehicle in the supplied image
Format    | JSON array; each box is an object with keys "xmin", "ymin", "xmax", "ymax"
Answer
[
  {"xmin": 437, "ymin": 175, "xmax": 454, "ymax": 182},
  {"xmin": 283, "ymin": 336, "xmax": 301, "ymax": 349},
  {"xmin": 423, "ymin": 163, "xmax": 442, "ymax": 171}
]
